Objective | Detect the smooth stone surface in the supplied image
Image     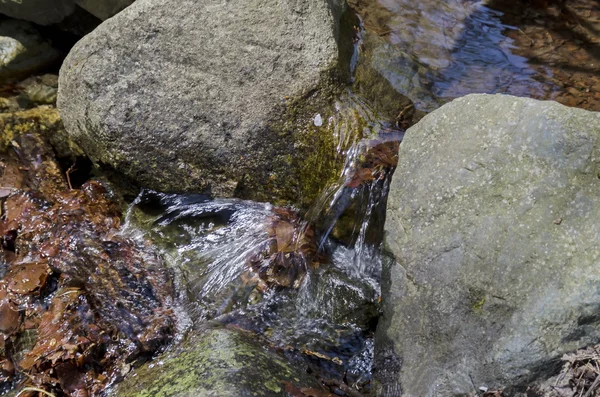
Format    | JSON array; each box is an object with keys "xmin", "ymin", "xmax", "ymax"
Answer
[
  {"xmin": 377, "ymin": 94, "xmax": 600, "ymax": 396},
  {"xmin": 0, "ymin": 20, "xmax": 60, "ymax": 82},
  {"xmin": 113, "ymin": 326, "xmax": 323, "ymax": 397},
  {"xmin": 58, "ymin": 0, "xmax": 351, "ymax": 205}
]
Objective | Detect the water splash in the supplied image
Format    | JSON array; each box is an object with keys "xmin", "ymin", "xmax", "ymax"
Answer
[
  {"xmin": 119, "ymin": 93, "xmax": 403, "ymax": 388},
  {"xmin": 304, "ymin": 130, "xmax": 402, "ymax": 279}
]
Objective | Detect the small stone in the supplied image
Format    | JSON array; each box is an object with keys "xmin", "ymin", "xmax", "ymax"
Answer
[{"xmin": 0, "ymin": 20, "xmax": 60, "ymax": 82}]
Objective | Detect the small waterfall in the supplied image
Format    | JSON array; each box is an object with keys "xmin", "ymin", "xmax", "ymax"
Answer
[
  {"xmin": 120, "ymin": 90, "xmax": 406, "ymax": 390},
  {"xmin": 304, "ymin": 98, "xmax": 403, "ymax": 280}
]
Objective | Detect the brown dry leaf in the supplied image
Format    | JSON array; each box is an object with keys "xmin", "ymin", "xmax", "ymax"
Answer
[
  {"xmin": 0, "ymin": 282, "xmax": 20, "ymax": 335},
  {"xmin": 283, "ymin": 381, "xmax": 331, "ymax": 397},
  {"xmin": 367, "ymin": 140, "xmax": 399, "ymax": 169},
  {"xmin": 251, "ymin": 208, "xmax": 319, "ymax": 289},
  {"xmin": 274, "ymin": 221, "xmax": 295, "ymax": 253},
  {"xmin": 6, "ymin": 262, "xmax": 51, "ymax": 294}
]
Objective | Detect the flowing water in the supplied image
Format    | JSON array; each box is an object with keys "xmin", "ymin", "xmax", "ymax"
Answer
[
  {"xmin": 350, "ymin": 0, "xmax": 600, "ymax": 111},
  {"xmin": 0, "ymin": 1, "xmax": 589, "ymax": 395},
  {"xmin": 114, "ymin": 3, "xmax": 600, "ymax": 390},
  {"xmin": 119, "ymin": 92, "xmax": 403, "ymax": 390}
]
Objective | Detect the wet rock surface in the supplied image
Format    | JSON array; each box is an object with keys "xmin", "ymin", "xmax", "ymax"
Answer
[
  {"xmin": 123, "ymin": 186, "xmax": 385, "ymax": 395},
  {"xmin": 353, "ymin": 31, "xmax": 440, "ymax": 116},
  {"xmin": 58, "ymin": 0, "xmax": 355, "ymax": 205},
  {"xmin": 378, "ymin": 94, "xmax": 600, "ymax": 396},
  {"xmin": 113, "ymin": 326, "xmax": 327, "ymax": 397}
]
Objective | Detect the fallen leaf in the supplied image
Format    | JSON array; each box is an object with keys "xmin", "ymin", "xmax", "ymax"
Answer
[
  {"xmin": 6, "ymin": 262, "xmax": 51, "ymax": 294},
  {"xmin": 0, "ymin": 282, "xmax": 20, "ymax": 335}
]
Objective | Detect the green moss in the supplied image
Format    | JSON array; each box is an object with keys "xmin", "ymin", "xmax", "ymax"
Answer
[
  {"xmin": 264, "ymin": 380, "xmax": 282, "ymax": 393},
  {"xmin": 468, "ymin": 287, "xmax": 486, "ymax": 314},
  {"xmin": 113, "ymin": 327, "xmax": 322, "ymax": 397},
  {"xmin": 0, "ymin": 106, "xmax": 83, "ymax": 159}
]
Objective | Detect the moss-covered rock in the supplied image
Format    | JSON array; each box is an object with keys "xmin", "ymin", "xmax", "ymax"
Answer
[
  {"xmin": 0, "ymin": 105, "xmax": 83, "ymax": 160},
  {"xmin": 58, "ymin": 0, "xmax": 362, "ymax": 207},
  {"xmin": 378, "ymin": 94, "xmax": 600, "ymax": 396},
  {"xmin": 113, "ymin": 326, "xmax": 324, "ymax": 397}
]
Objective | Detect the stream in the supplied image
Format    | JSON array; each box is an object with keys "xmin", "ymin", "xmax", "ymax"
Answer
[
  {"xmin": 1, "ymin": 0, "xmax": 599, "ymax": 395},
  {"xmin": 95, "ymin": 0, "xmax": 600, "ymax": 393},
  {"xmin": 117, "ymin": 91, "xmax": 402, "ymax": 393},
  {"xmin": 114, "ymin": 0, "xmax": 600, "ymax": 392}
]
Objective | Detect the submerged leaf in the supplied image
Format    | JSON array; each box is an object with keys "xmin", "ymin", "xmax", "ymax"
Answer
[
  {"xmin": 0, "ymin": 282, "xmax": 20, "ymax": 335},
  {"xmin": 6, "ymin": 262, "xmax": 50, "ymax": 295}
]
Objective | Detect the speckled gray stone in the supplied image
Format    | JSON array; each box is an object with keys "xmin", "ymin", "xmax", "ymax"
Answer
[
  {"xmin": 58, "ymin": 0, "xmax": 350, "ymax": 204},
  {"xmin": 377, "ymin": 94, "xmax": 600, "ymax": 396}
]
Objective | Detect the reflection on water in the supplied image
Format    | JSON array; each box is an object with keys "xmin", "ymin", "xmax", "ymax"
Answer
[{"xmin": 350, "ymin": 0, "xmax": 600, "ymax": 110}]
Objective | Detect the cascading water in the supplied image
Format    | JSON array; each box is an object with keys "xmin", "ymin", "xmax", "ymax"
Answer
[{"xmin": 121, "ymin": 91, "xmax": 404, "ymax": 392}]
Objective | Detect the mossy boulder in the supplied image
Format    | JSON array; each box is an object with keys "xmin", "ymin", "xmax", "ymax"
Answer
[
  {"xmin": 113, "ymin": 326, "xmax": 324, "ymax": 397},
  {"xmin": 377, "ymin": 94, "xmax": 600, "ymax": 396},
  {"xmin": 58, "ymin": 0, "xmax": 359, "ymax": 206}
]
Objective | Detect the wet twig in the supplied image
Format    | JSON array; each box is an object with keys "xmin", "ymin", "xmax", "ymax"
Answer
[
  {"xmin": 16, "ymin": 387, "xmax": 56, "ymax": 397},
  {"xmin": 583, "ymin": 375, "xmax": 600, "ymax": 397},
  {"xmin": 65, "ymin": 163, "xmax": 76, "ymax": 190}
]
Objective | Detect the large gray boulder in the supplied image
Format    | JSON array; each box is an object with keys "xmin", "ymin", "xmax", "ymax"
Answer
[
  {"xmin": 0, "ymin": 0, "xmax": 134, "ymax": 25},
  {"xmin": 376, "ymin": 94, "xmax": 600, "ymax": 396},
  {"xmin": 58, "ymin": 0, "xmax": 352, "ymax": 205}
]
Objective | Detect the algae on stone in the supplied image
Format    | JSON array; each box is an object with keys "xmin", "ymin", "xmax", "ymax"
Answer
[
  {"xmin": 113, "ymin": 327, "xmax": 323, "ymax": 397},
  {"xmin": 0, "ymin": 106, "xmax": 83, "ymax": 160}
]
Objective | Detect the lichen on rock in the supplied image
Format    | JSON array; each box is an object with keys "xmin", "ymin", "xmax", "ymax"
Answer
[{"xmin": 377, "ymin": 94, "xmax": 600, "ymax": 396}]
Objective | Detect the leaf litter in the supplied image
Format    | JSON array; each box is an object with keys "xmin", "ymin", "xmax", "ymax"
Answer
[{"xmin": 0, "ymin": 113, "xmax": 176, "ymax": 396}]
